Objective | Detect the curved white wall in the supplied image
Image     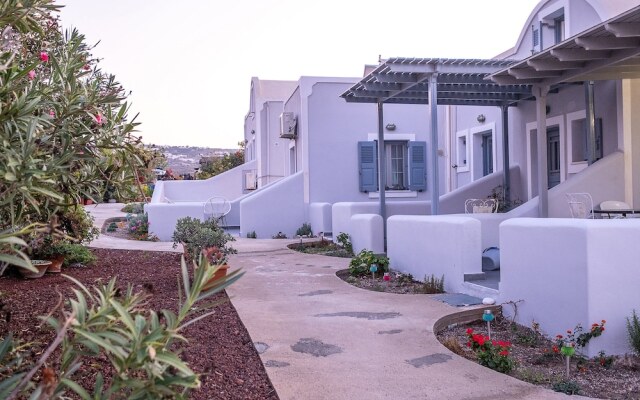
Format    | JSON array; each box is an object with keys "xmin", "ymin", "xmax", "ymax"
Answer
[{"xmin": 239, "ymin": 171, "xmax": 304, "ymax": 238}]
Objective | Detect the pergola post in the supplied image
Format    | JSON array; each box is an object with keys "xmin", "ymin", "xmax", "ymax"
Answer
[
  {"xmin": 533, "ymin": 85, "xmax": 550, "ymax": 217},
  {"xmin": 377, "ymin": 101, "xmax": 387, "ymax": 250},
  {"xmin": 585, "ymin": 81, "xmax": 597, "ymax": 165},
  {"xmin": 429, "ymin": 73, "xmax": 440, "ymax": 215},
  {"xmin": 501, "ymin": 104, "xmax": 511, "ymax": 206}
]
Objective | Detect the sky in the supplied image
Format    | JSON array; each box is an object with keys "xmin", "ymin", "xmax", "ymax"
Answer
[{"xmin": 59, "ymin": 0, "xmax": 541, "ymax": 149}]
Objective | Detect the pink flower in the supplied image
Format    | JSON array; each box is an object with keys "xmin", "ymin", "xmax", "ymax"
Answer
[
  {"xmin": 49, "ymin": 110, "xmax": 55, "ymax": 117},
  {"xmin": 39, "ymin": 52, "xmax": 49, "ymax": 62},
  {"xmin": 83, "ymin": 64, "xmax": 90, "ymax": 70},
  {"xmin": 27, "ymin": 70, "xmax": 35, "ymax": 80},
  {"xmin": 95, "ymin": 113, "xmax": 104, "ymax": 125}
]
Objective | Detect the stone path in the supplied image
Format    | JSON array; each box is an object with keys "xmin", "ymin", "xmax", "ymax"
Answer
[{"xmin": 86, "ymin": 203, "xmax": 583, "ymax": 400}]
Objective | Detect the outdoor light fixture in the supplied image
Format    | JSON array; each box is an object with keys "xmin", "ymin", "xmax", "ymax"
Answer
[
  {"xmin": 477, "ymin": 114, "xmax": 486, "ymax": 123},
  {"xmin": 483, "ymin": 309, "xmax": 495, "ymax": 339},
  {"xmin": 385, "ymin": 123, "xmax": 396, "ymax": 131}
]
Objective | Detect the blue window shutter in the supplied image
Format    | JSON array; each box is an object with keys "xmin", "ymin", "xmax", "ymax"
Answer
[
  {"xmin": 408, "ymin": 141, "xmax": 427, "ymax": 192},
  {"xmin": 358, "ymin": 141, "xmax": 378, "ymax": 192}
]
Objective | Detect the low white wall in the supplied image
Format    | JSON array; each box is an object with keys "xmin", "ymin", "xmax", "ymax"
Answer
[
  {"xmin": 332, "ymin": 201, "xmax": 430, "ymax": 243},
  {"xmin": 309, "ymin": 202, "xmax": 332, "ymax": 236},
  {"xmin": 387, "ymin": 215, "xmax": 482, "ymax": 293},
  {"xmin": 158, "ymin": 160, "xmax": 257, "ymax": 203},
  {"xmin": 146, "ymin": 202, "xmax": 206, "ymax": 241},
  {"xmin": 350, "ymin": 214, "xmax": 384, "ymax": 254},
  {"xmin": 500, "ymin": 218, "xmax": 640, "ymax": 357},
  {"xmin": 240, "ymin": 171, "xmax": 304, "ymax": 238},
  {"xmin": 439, "ymin": 165, "xmax": 522, "ymax": 214},
  {"xmin": 548, "ymin": 151, "xmax": 624, "ymax": 217}
]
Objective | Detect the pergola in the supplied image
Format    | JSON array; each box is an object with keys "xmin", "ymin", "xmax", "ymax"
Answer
[{"xmin": 341, "ymin": 4, "xmax": 640, "ymax": 240}]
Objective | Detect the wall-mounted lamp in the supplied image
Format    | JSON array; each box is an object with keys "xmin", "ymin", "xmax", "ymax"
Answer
[
  {"xmin": 477, "ymin": 114, "xmax": 486, "ymax": 123},
  {"xmin": 385, "ymin": 123, "xmax": 396, "ymax": 131}
]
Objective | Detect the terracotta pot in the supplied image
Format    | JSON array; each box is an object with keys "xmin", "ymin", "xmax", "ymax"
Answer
[
  {"xmin": 203, "ymin": 264, "xmax": 229, "ymax": 291},
  {"xmin": 45, "ymin": 255, "xmax": 64, "ymax": 273},
  {"xmin": 84, "ymin": 199, "xmax": 93, "ymax": 205},
  {"xmin": 19, "ymin": 260, "xmax": 51, "ymax": 279}
]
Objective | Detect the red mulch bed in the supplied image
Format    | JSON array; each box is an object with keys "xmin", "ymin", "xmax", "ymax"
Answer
[{"xmin": 0, "ymin": 248, "xmax": 278, "ymax": 400}]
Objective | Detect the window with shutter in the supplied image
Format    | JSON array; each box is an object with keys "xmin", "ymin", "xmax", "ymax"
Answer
[
  {"xmin": 408, "ymin": 141, "xmax": 427, "ymax": 191},
  {"xmin": 358, "ymin": 141, "xmax": 378, "ymax": 192}
]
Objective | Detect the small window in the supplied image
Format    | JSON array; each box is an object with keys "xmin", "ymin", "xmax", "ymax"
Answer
[
  {"xmin": 456, "ymin": 130, "xmax": 469, "ymax": 172},
  {"xmin": 554, "ymin": 16, "xmax": 565, "ymax": 44},
  {"xmin": 533, "ymin": 28, "xmax": 540, "ymax": 47},
  {"xmin": 570, "ymin": 118, "xmax": 603, "ymax": 163},
  {"xmin": 386, "ymin": 142, "xmax": 407, "ymax": 190}
]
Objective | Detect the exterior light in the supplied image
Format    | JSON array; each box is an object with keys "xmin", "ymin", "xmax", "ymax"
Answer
[
  {"xmin": 385, "ymin": 123, "xmax": 396, "ymax": 131},
  {"xmin": 483, "ymin": 309, "xmax": 494, "ymax": 339},
  {"xmin": 477, "ymin": 114, "xmax": 486, "ymax": 123}
]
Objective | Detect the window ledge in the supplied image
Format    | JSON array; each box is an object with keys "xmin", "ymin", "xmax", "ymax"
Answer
[{"xmin": 368, "ymin": 190, "xmax": 418, "ymax": 199}]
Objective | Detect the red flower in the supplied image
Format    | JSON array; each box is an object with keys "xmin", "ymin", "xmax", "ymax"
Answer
[
  {"xmin": 499, "ymin": 350, "xmax": 509, "ymax": 356},
  {"xmin": 83, "ymin": 64, "xmax": 91, "ymax": 70},
  {"xmin": 556, "ymin": 334, "xmax": 563, "ymax": 339},
  {"xmin": 567, "ymin": 330, "xmax": 572, "ymax": 334},
  {"xmin": 552, "ymin": 345, "xmax": 559, "ymax": 353},
  {"xmin": 39, "ymin": 52, "xmax": 49, "ymax": 62},
  {"xmin": 602, "ymin": 320, "xmax": 606, "ymax": 324},
  {"xmin": 466, "ymin": 342, "xmax": 471, "ymax": 347},
  {"xmin": 466, "ymin": 328, "xmax": 473, "ymax": 335}
]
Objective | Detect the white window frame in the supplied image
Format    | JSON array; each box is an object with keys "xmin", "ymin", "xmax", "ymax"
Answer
[
  {"xmin": 537, "ymin": 1, "xmax": 570, "ymax": 50},
  {"xmin": 455, "ymin": 129, "xmax": 470, "ymax": 173},
  {"xmin": 470, "ymin": 122, "xmax": 497, "ymax": 181},
  {"xmin": 366, "ymin": 133, "xmax": 418, "ymax": 198},
  {"xmin": 525, "ymin": 116, "xmax": 566, "ymax": 200}
]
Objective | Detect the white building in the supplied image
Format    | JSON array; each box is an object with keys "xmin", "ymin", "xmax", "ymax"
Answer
[{"xmin": 147, "ymin": 0, "xmax": 640, "ymax": 356}]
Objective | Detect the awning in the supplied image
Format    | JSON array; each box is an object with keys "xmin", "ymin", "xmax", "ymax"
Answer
[
  {"xmin": 342, "ymin": 58, "xmax": 532, "ymax": 107},
  {"xmin": 489, "ymin": 5, "xmax": 640, "ymax": 86}
]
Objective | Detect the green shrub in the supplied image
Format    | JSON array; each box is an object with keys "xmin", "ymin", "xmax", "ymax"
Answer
[
  {"xmin": 348, "ymin": 249, "xmax": 389, "ymax": 277},
  {"xmin": 246, "ymin": 231, "xmax": 257, "ymax": 239},
  {"xmin": 336, "ymin": 232, "xmax": 353, "ymax": 255},
  {"xmin": 296, "ymin": 223, "xmax": 313, "ymax": 237},
  {"xmin": 121, "ymin": 202, "xmax": 145, "ymax": 214},
  {"xmin": 466, "ymin": 328, "xmax": 514, "ymax": 373},
  {"xmin": 627, "ymin": 309, "xmax": 640, "ymax": 355},
  {"xmin": 552, "ymin": 380, "xmax": 581, "ymax": 395},
  {"xmin": 60, "ymin": 243, "xmax": 96, "ymax": 266},
  {"xmin": 127, "ymin": 212, "xmax": 150, "ymax": 239},
  {"xmin": 172, "ymin": 217, "xmax": 236, "ymax": 259},
  {"xmin": 107, "ymin": 222, "xmax": 117, "ymax": 232},
  {"xmin": 59, "ymin": 205, "xmax": 100, "ymax": 244}
]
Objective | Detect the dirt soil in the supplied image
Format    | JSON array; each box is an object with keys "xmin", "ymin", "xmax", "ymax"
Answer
[
  {"xmin": 287, "ymin": 240, "xmax": 352, "ymax": 258},
  {"xmin": 437, "ymin": 318, "xmax": 640, "ymax": 399},
  {"xmin": 335, "ymin": 269, "xmax": 442, "ymax": 294},
  {"xmin": 0, "ymin": 248, "xmax": 278, "ymax": 400}
]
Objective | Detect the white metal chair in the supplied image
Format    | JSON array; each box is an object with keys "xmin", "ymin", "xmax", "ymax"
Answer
[
  {"xmin": 203, "ymin": 196, "xmax": 231, "ymax": 224},
  {"xmin": 565, "ymin": 193, "xmax": 594, "ymax": 219},
  {"xmin": 599, "ymin": 200, "xmax": 633, "ymax": 219},
  {"xmin": 464, "ymin": 198, "xmax": 498, "ymax": 214}
]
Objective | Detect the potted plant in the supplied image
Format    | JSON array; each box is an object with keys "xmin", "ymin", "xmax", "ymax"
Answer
[
  {"xmin": 201, "ymin": 246, "xmax": 229, "ymax": 289},
  {"xmin": 19, "ymin": 259, "xmax": 51, "ymax": 278},
  {"xmin": 172, "ymin": 216, "xmax": 236, "ymax": 262}
]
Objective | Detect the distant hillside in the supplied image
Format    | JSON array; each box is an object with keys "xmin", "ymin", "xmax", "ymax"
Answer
[{"xmin": 156, "ymin": 145, "xmax": 238, "ymax": 175}]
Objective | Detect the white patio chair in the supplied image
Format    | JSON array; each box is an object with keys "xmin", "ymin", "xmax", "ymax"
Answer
[
  {"xmin": 599, "ymin": 200, "xmax": 633, "ymax": 219},
  {"xmin": 565, "ymin": 193, "xmax": 594, "ymax": 219},
  {"xmin": 464, "ymin": 198, "xmax": 498, "ymax": 214},
  {"xmin": 203, "ymin": 196, "xmax": 231, "ymax": 224}
]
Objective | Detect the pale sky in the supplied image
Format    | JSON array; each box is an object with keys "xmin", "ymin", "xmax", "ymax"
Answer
[{"xmin": 59, "ymin": 0, "xmax": 540, "ymax": 148}]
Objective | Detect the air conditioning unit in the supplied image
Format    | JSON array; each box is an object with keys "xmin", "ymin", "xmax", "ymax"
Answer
[
  {"xmin": 244, "ymin": 170, "xmax": 257, "ymax": 190},
  {"xmin": 279, "ymin": 112, "xmax": 297, "ymax": 139}
]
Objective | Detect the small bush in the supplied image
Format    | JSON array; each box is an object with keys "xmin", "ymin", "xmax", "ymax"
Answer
[
  {"xmin": 60, "ymin": 243, "xmax": 96, "ymax": 266},
  {"xmin": 59, "ymin": 205, "xmax": 100, "ymax": 244},
  {"xmin": 296, "ymin": 223, "xmax": 313, "ymax": 237},
  {"xmin": 272, "ymin": 232, "xmax": 287, "ymax": 239},
  {"xmin": 414, "ymin": 274, "xmax": 445, "ymax": 294},
  {"xmin": 336, "ymin": 232, "xmax": 353, "ymax": 255},
  {"xmin": 552, "ymin": 380, "xmax": 581, "ymax": 395},
  {"xmin": 466, "ymin": 328, "xmax": 514, "ymax": 373},
  {"xmin": 107, "ymin": 222, "xmax": 117, "ymax": 232},
  {"xmin": 121, "ymin": 202, "xmax": 145, "ymax": 214},
  {"xmin": 172, "ymin": 216, "xmax": 236, "ymax": 259},
  {"xmin": 246, "ymin": 231, "xmax": 257, "ymax": 239},
  {"xmin": 348, "ymin": 249, "xmax": 389, "ymax": 277},
  {"xmin": 627, "ymin": 309, "xmax": 640, "ymax": 355},
  {"xmin": 127, "ymin": 212, "xmax": 150, "ymax": 239}
]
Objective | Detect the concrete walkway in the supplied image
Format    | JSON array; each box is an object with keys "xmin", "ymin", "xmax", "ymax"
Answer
[{"xmin": 86, "ymin": 204, "xmax": 579, "ymax": 400}]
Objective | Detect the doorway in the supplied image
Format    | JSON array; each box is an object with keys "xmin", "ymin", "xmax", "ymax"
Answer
[{"xmin": 547, "ymin": 127, "xmax": 560, "ymax": 189}]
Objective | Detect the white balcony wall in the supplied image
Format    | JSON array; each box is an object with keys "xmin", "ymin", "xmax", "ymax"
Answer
[
  {"xmin": 500, "ymin": 218, "xmax": 640, "ymax": 357},
  {"xmin": 240, "ymin": 171, "xmax": 304, "ymax": 238}
]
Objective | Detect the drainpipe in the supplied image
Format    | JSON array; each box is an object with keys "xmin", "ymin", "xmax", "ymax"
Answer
[
  {"xmin": 501, "ymin": 104, "xmax": 511, "ymax": 206},
  {"xmin": 534, "ymin": 85, "xmax": 550, "ymax": 217},
  {"xmin": 585, "ymin": 81, "xmax": 597, "ymax": 165},
  {"xmin": 377, "ymin": 101, "xmax": 387, "ymax": 250},
  {"xmin": 429, "ymin": 73, "xmax": 440, "ymax": 215}
]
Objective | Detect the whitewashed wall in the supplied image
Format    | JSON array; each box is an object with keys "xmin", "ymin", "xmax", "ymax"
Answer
[
  {"xmin": 239, "ymin": 171, "xmax": 304, "ymax": 238},
  {"xmin": 387, "ymin": 215, "xmax": 483, "ymax": 293},
  {"xmin": 500, "ymin": 218, "xmax": 640, "ymax": 357}
]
